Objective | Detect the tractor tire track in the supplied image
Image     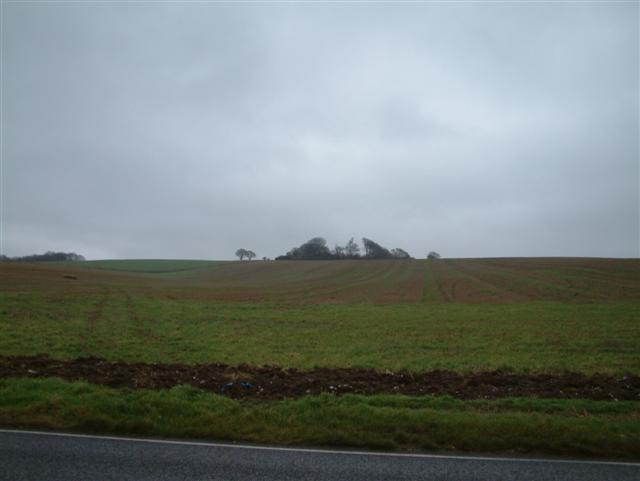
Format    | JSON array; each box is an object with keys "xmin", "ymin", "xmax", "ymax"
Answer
[
  {"xmin": 444, "ymin": 261, "xmax": 529, "ymax": 302},
  {"xmin": 81, "ymin": 288, "xmax": 111, "ymax": 356},
  {"xmin": 119, "ymin": 289, "xmax": 161, "ymax": 342}
]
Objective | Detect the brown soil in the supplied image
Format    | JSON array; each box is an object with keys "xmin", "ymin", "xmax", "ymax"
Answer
[
  {"xmin": 2, "ymin": 258, "xmax": 639, "ymax": 304},
  {"xmin": 2, "ymin": 355, "xmax": 638, "ymax": 401}
]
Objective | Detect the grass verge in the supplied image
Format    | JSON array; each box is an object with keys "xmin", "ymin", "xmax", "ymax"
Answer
[{"xmin": 1, "ymin": 378, "xmax": 638, "ymax": 460}]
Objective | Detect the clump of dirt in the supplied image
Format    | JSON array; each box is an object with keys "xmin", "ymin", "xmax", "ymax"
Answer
[{"xmin": 1, "ymin": 355, "xmax": 638, "ymax": 401}]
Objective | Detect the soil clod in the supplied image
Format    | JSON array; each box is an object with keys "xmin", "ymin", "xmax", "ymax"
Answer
[{"xmin": 1, "ymin": 355, "xmax": 638, "ymax": 401}]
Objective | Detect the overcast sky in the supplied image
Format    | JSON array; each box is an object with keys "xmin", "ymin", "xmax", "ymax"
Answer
[{"xmin": 2, "ymin": 2, "xmax": 638, "ymax": 260}]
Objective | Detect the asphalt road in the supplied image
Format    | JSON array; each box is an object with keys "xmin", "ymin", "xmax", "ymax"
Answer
[{"xmin": 0, "ymin": 429, "xmax": 638, "ymax": 481}]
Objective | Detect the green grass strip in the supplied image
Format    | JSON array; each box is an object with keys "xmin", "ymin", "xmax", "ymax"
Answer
[{"xmin": 1, "ymin": 378, "xmax": 638, "ymax": 460}]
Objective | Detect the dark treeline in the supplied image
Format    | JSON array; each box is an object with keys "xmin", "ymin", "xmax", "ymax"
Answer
[
  {"xmin": 275, "ymin": 237, "xmax": 411, "ymax": 261},
  {"xmin": 0, "ymin": 251, "xmax": 86, "ymax": 262}
]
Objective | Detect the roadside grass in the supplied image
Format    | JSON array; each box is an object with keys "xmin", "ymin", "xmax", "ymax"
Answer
[
  {"xmin": 1, "ymin": 289, "xmax": 639, "ymax": 374},
  {"xmin": 1, "ymin": 378, "xmax": 638, "ymax": 460}
]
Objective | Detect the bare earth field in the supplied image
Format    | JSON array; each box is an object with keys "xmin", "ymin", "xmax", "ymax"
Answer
[
  {"xmin": 3, "ymin": 257, "xmax": 639, "ymax": 304},
  {"xmin": 1, "ymin": 258, "xmax": 639, "ymax": 458}
]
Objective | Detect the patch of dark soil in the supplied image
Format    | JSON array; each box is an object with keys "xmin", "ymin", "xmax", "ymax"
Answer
[{"xmin": 1, "ymin": 355, "xmax": 638, "ymax": 401}]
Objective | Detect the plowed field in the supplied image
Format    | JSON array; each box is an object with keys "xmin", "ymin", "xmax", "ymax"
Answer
[{"xmin": 2, "ymin": 257, "xmax": 638, "ymax": 303}]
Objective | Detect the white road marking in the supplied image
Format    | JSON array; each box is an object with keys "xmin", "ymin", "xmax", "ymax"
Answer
[{"xmin": 1, "ymin": 428, "xmax": 638, "ymax": 467}]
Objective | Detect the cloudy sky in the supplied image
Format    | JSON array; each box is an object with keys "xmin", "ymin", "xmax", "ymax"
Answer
[{"xmin": 2, "ymin": 2, "xmax": 638, "ymax": 260}]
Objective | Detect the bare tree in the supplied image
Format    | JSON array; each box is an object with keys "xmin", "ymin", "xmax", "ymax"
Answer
[
  {"xmin": 344, "ymin": 237, "xmax": 360, "ymax": 258},
  {"xmin": 246, "ymin": 250, "xmax": 256, "ymax": 261}
]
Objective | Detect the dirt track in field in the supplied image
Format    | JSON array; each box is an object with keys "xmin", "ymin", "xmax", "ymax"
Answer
[{"xmin": 2, "ymin": 355, "xmax": 638, "ymax": 401}]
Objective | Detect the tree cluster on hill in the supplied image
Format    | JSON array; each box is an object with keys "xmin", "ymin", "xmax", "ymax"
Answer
[
  {"xmin": 235, "ymin": 248, "xmax": 256, "ymax": 261},
  {"xmin": 275, "ymin": 237, "xmax": 412, "ymax": 260},
  {"xmin": 0, "ymin": 251, "xmax": 86, "ymax": 262}
]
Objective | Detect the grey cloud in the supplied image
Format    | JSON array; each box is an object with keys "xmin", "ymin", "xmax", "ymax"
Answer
[{"xmin": 2, "ymin": 3, "xmax": 638, "ymax": 260}]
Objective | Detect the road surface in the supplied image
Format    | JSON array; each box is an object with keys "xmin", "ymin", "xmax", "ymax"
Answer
[{"xmin": 0, "ymin": 429, "xmax": 638, "ymax": 481}]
